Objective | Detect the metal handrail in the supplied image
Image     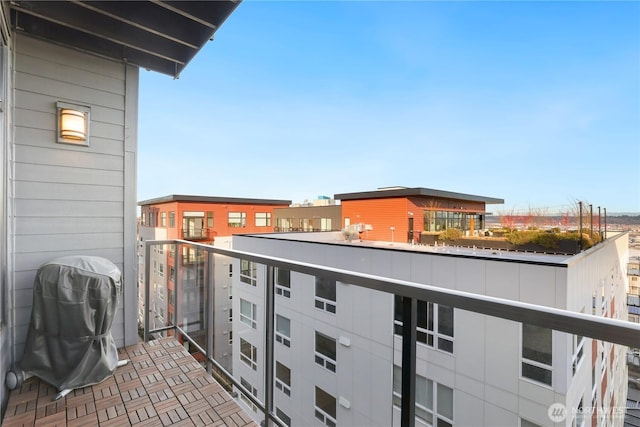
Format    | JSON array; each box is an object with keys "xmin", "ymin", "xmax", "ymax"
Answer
[{"xmin": 144, "ymin": 238, "xmax": 640, "ymax": 427}]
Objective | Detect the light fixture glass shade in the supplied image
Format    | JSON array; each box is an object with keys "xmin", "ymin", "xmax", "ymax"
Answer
[
  {"xmin": 60, "ymin": 109, "xmax": 86, "ymax": 140},
  {"xmin": 56, "ymin": 102, "xmax": 90, "ymax": 146}
]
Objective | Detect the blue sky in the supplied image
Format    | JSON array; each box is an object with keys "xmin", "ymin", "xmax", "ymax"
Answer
[{"xmin": 138, "ymin": 1, "xmax": 640, "ymax": 214}]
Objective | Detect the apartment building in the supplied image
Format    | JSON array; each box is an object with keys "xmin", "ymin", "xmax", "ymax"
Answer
[
  {"xmin": 138, "ymin": 195, "xmax": 291, "ymax": 370},
  {"xmin": 231, "ymin": 230, "xmax": 629, "ymax": 427},
  {"xmin": 336, "ymin": 187, "xmax": 504, "ymax": 243}
]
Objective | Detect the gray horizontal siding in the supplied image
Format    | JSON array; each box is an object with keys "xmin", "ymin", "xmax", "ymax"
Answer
[
  {"xmin": 15, "ymin": 126, "xmax": 124, "ymax": 155},
  {"xmin": 15, "ymin": 163, "xmax": 123, "ymax": 186},
  {"xmin": 12, "ymin": 33, "xmax": 130, "ymax": 358},
  {"xmin": 14, "ymin": 108, "xmax": 124, "ymax": 140},
  {"xmin": 15, "ymin": 216, "xmax": 123, "ymax": 235}
]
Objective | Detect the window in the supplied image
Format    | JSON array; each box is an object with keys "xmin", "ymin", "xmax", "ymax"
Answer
[
  {"xmin": 255, "ymin": 212, "xmax": 271, "ymax": 227},
  {"xmin": 275, "ymin": 361, "xmax": 291, "ymax": 396},
  {"xmin": 240, "ymin": 377, "xmax": 258, "ymax": 412},
  {"xmin": 228, "ymin": 211, "xmax": 246, "ymax": 228},
  {"xmin": 522, "ymin": 324, "xmax": 552, "ymax": 386},
  {"xmin": 169, "ymin": 266, "xmax": 175, "ymax": 281},
  {"xmin": 276, "ymin": 315, "xmax": 291, "ymax": 347},
  {"xmin": 228, "ymin": 330, "xmax": 233, "ymax": 346},
  {"xmin": 276, "ymin": 268, "xmax": 291, "ymax": 298},
  {"xmin": 240, "ymin": 299, "xmax": 257, "ymax": 329},
  {"xmin": 169, "ymin": 211, "xmax": 175, "ymax": 227},
  {"xmin": 276, "ymin": 408, "xmax": 291, "ymax": 427},
  {"xmin": 394, "ymin": 296, "xmax": 454, "ymax": 353},
  {"xmin": 240, "ymin": 259, "xmax": 257, "ymax": 286},
  {"xmin": 141, "ymin": 212, "xmax": 146, "ymax": 225},
  {"xmin": 160, "ymin": 212, "xmax": 166, "ymax": 227},
  {"xmin": 158, "ymin": 263, "xmax": 164, "ymax": 277},
  {"xmin": 228, "ymin": 308, "xmax": 233, "ymax": 323},
  {"xmin": 240, "ymin": 338, "xmax": 257, "ymax": 370},
  {"xmin": 315, "ymin": 276, "xmax": 336, "ymax": 313},
  {"xmin": 393, "ymin": 366, "xmax": 454, "ymax": 427},
  {"xmin": 315, "ymin": 331, "xmax": 336, "ymax": 373},
  {"xmin": 315, "ymin": 386, "xmax": 336, "ymax": 427},
  {"xmin": 207, "ymin": 211, "xmax": 214, "ymax": 228}
]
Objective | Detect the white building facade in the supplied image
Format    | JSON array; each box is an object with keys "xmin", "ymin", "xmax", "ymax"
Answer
[{"xmin": 231, "ymin": 231, "xmax": 629, "ymax": 427}]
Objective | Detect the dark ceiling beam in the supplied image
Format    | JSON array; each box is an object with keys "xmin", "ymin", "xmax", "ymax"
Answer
[
  {"xmin": 13, "ymin": 12, "xmax": 181, "ymax": 76},
  {"xmin": 154, "ymin": 0, "xmax": 240, "ymax": 31},
  {"xmin": 78, "ymin": 1, "xmax": 208, "ymax": 49},
  {"xmin": 12, "ymin": 1, "xmax": 195, "ymax": 64}
]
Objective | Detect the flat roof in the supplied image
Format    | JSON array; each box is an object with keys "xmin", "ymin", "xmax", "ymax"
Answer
[
  {"xmin": 236, "ymin": 232, "xmax": 572, "ymax": 266},
  {"xmin": 138, "ymin": 194, "xmax": 292, "ymax": 207},
  {"xmin": 334, "ymin": 187, "xmax": 504, "ymax": 204}
]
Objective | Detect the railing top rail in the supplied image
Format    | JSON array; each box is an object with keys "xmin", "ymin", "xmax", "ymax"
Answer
[{"xmin": 145, "ymin": 239, "xmax": 640, "ymax": 348}]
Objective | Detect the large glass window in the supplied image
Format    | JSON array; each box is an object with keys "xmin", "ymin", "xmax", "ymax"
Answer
[
  {"xmin": 394, "ymin": 296, "xmax": 454, "ymax": 354},
  {"xmin": 315, "ymin": 386, "xmax": 336, "ymax": 427},
  {"xmin": 240, "ymin": 377, "xmax": 258, "ymax": 412},
  {"xmin": 169, "ymin": 211, "xmax": 175, "ymax": 227},
  {"xmin": 240, "ymin": 259, "xmax": 257, "ymax": 286},
  {"xmin": 240, "ymin": 299, "xmax": 257, "ymax": 329},
  {"xmin": 276, "ymin": 268, "xmax": 291, "ymax": 298},
  {"xmin": 228, "ymin": 211, "xmax": 246, "ymax": 228},
  {"xmin": 255, "ymin": 212, "xmax": 271, "ymax": 227},
  {"xmin": 240, "ymin": 338, "xmax": 257, "ymax": 370},
  {"xmin": 315, "ymin": 277, "xmax": 336, "ymax": 313},
  {"xmin": 276, "ymin": 315, "xmax": 291, "ymax": 347},
  {"xmin": 275, "ymin": 361, "xmax": 291, "ymax": 396},
  {"xmin": 207, "ymin": 212, "xmax": 214, "ymax": 228},
  {"xmin": 393, "ymin": 367, "xmax": 454, "ymax": 427},
  {"xmin": 315, "ymin": 331, "xmax": 336, "ymax": 373},
  {"xmin": 160, "ymin": 212, "xmax": 166, "ymax": 227},
  {"xmin": 522, "ymin": 324, "xmax": 552, "ymax": 386},
  {"xmin": 276, "ymin": 408, "xmax": 291, "ymax": 427}
]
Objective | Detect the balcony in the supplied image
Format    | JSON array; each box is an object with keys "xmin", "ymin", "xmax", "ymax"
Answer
[
  {"xmin": 181, "ymin": 228, "xmax": 211, "ymax": 241},
  {"xmin": 3, "ymin": 337, "xmax": 256, "ymax": 426},
  {"xmin": 139, "ymin": 237, "xmax": 640, "ymax": 427}
]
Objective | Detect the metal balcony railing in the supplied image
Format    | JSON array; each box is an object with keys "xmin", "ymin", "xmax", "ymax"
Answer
[{"xmin": 143, "ymin": 239, "xmax": 640, "ymax": 427}]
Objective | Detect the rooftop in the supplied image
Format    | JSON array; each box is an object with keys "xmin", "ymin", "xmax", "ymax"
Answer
[
  {"xmin": 334, "ymin": 186, "xmax": 504, "ymax": 204},
  {"xmin": 242, "ymin": 231, "xmax": 573, "ymax": 264},
  {"xmin": 138, "ymin": 194, "xmax": 292, "ymax": 207},
  {"xmin": 3, "ymin": 337, "xmax": 256, "ymax": 427}
]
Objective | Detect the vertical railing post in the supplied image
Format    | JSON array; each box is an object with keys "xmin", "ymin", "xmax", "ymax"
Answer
[
  {"xmin": 144, "ymin": 241, "xmax": 151, "ymax": 342},
  {"xmin": 172, "ymin": 243, "xmax": 178, "ymax": 336},
  {"xmin": 206, "ymin": 250, "xmax": 215, "ymax": 375},
  {"xmin": 264, "ymin": 265, "xmax": 275, "ymax": 426},
  {"xmin": 176, "ymin": 243, "xmax": 183, "ymax": 345},
  {"xmin": 401, "ymin": 297, "xmax": 417, "ymax": 427}
]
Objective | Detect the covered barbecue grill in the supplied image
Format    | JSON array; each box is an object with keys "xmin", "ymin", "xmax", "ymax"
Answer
[{"xmin": 16, "ymin": 255, "xmax": 127, "ymax": 398}]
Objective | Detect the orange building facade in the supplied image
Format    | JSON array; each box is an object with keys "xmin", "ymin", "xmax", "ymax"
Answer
[
  {"xmin": 336, "ymin": 187, "xmax": 503, "ymax": 243},
  {"xmin": 139, "ymin": 195, "xmax": 292, "ymax": 244}
]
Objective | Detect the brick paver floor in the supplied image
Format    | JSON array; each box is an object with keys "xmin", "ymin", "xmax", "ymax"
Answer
[{"xmin": 3, "ymin": 337, "xmax": 257, "ymax": 427}]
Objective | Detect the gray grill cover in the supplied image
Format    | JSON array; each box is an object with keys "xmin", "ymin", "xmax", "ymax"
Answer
[{"xmin": 19, "ymin": 256, "xmax": 122, "ymax": 391}]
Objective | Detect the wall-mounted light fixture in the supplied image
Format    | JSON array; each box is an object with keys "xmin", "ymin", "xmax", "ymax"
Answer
[{"xmin": 56, "ymin": 101, "xmax": 90, "ymax": 146}]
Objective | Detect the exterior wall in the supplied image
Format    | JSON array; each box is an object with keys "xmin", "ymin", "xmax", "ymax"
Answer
[
  {"xmin": 564, "ymin": 233, "xmax": 629, "ymax": 426},
  {"xmin": 10, "ymin": 34, "xmax": 138, "ymax": 363},
  {"xmin": 232, "ymin": 233, "xmax": 628, "ymax": 427},
  {"xmin": 141, "ymin": 200, "xmax": 289, "ymax": 242},
  {"xmin": 0, "ymin": 0, "xmax": 12, "ymax": 414},
  {"xmin": 341, "ymin": 197, "xmax": 410, "ymax": 242}
]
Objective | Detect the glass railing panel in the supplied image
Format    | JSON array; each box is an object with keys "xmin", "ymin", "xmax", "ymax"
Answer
[{"xmin": 142, "ymin": 239, "xmax": 640, "ymax": 427}]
